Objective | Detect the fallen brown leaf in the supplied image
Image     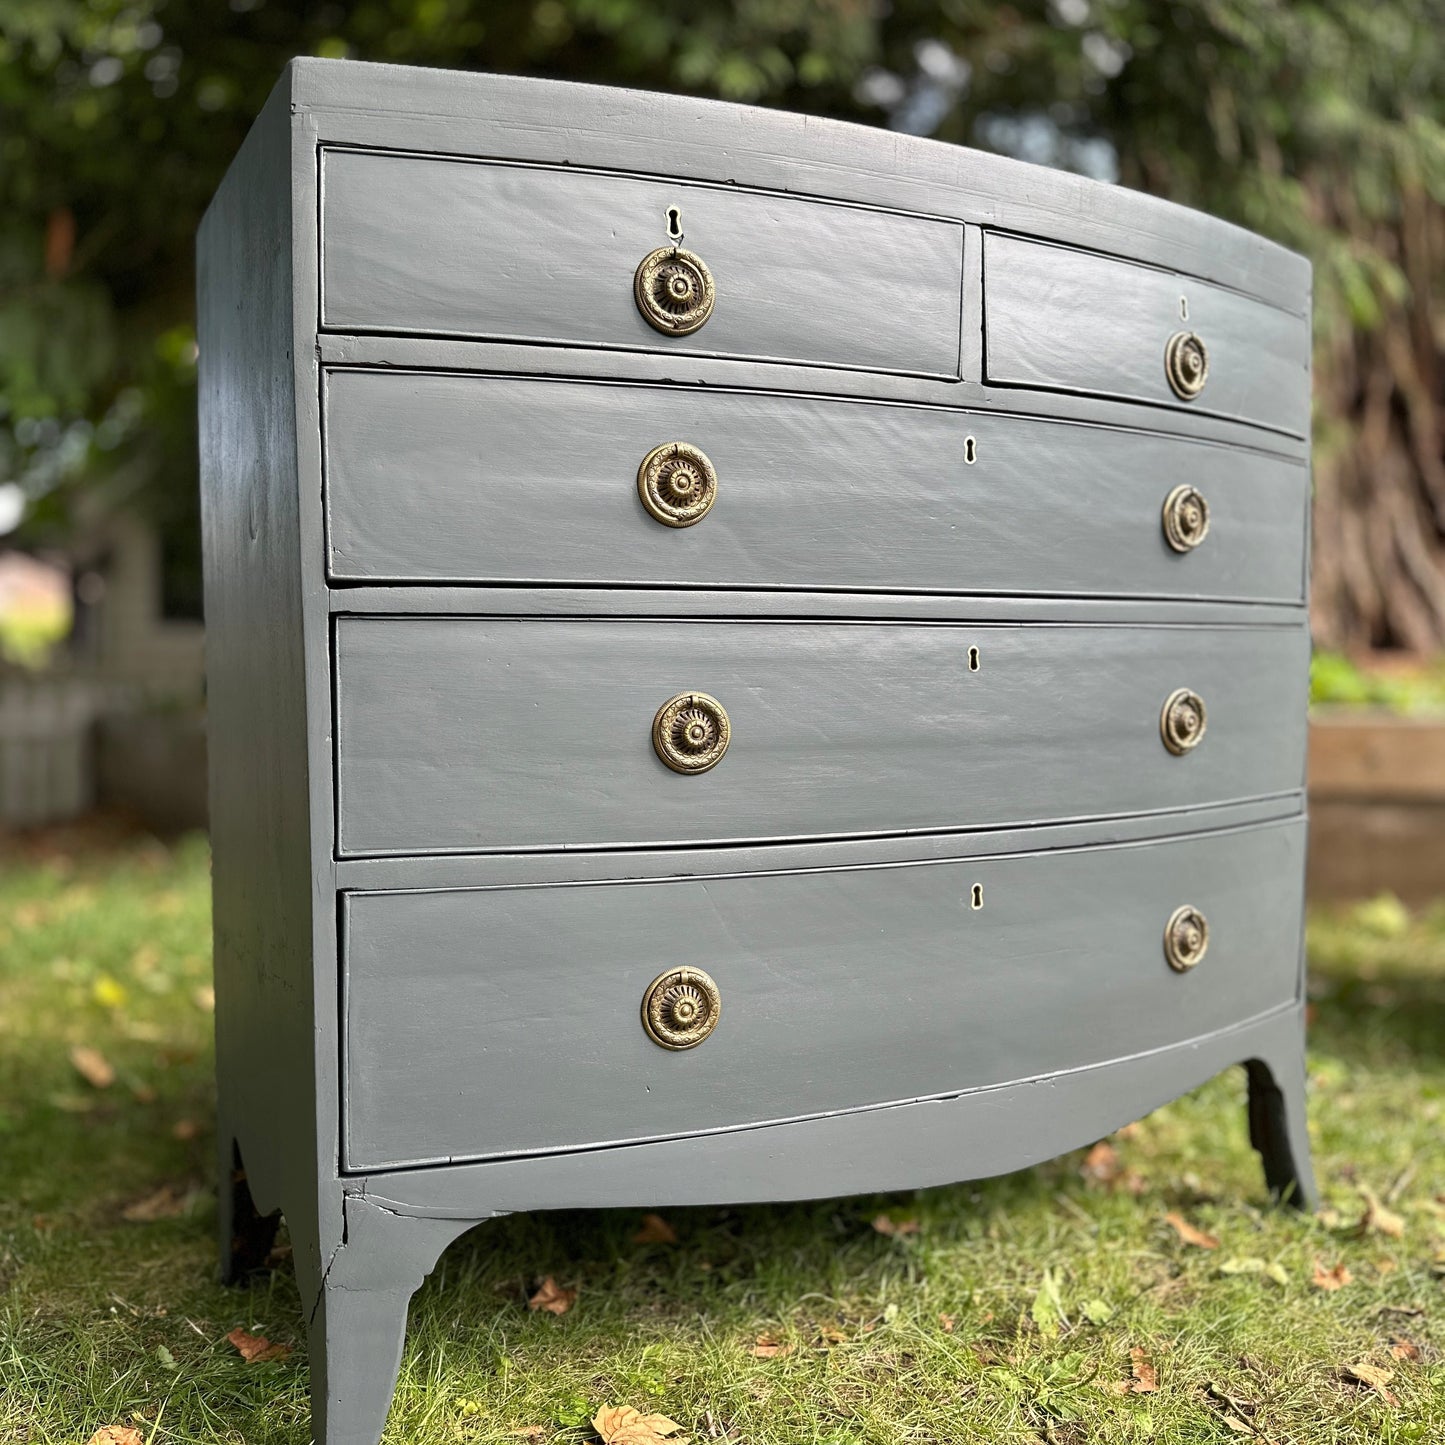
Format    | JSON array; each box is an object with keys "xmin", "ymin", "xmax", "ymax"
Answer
[
  {"xmin": 1129, "ymin": 1346, "xmax": 1158, "ymax": 1393},
  {"xmin": 1081, "ymin": 1141, "xmax": 1121, "ymax": 1185},
  {"xmin": 70, "ymin": 1045, "xmax": 115, "ymax": 1089},
  {"xmin": 816, "ymin": 1324, "xmax": 847, "ymax": 1346},
  {"xmin": 938, "ymin": 1313, "xmax": 956, "ymax": 1334},
  {"xmin": 632, "ymin": 1213, "xmax": 678, "ymax": 1244},
  {"xmin": 526, "ymin": 1276, "xmax": 575, "ymax": 1315},
  {"xmin": 1080, "ymin": 1142, "xmax": 1147, "ymax": 1194},
  {"xmin": 749, "ymin": 1332, "xmax": 793, "ymax": 1358},
  {"xmin": 1358, "ymin": 1187, "xmax": 1406, "ymax": 1240},
  {"xmin": 86, "ymin": 1429, "xmax": 144, "ymax": 1445},
  {"xmin": 1311, "ymin": 1257, "xmax": 1353, "ymax": 1291},
  {"xmin": 1164, "ymin": 1211, "xmax": 1220, "ymax": 1250},
  {"xmin": 871, "ymin": 1213, "xmax": 920, "ymax": 1237},
  {"xmin": 121, "ymin": 1184, "xmax": 194, "ymax": 1223},
  {"xmin": 1389, "ymin": 1337, "xmax": 1421, "ymax": 1362},
  {"xmin": 592, "ymin": 1405, "xmax": 685, "ymax": 1445},
  {"xmin": 226, "ymin": 1326, "xmax": 291, "ymax": 1363},
  {"xmin": 1340, "ymin": 1360, "xmax": 1398, "ymax": 1405}
]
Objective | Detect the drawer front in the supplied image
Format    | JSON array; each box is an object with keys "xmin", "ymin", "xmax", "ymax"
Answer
[
  {"xmin": 320, "ymin": 150, "xmax": 964, "ymax": 378},
  {"xmin": 325, "ymin": 370, "xmax": 1307, "ymax": 602},
  {"xmin": 334, "ymin": 618, "xmax": 1308, "ymax": 856},
  {"xmin": 342, "ymin": 820, "xmax": 1306, "ymax": 1169},
  {"xmin": 984, "ymin": 233, "xmax": 1310, "ymax": 436}
]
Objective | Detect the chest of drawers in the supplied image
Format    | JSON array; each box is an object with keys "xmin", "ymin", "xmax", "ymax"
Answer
[{"xmin": 199, "ymin": 59, "xmax": 1315, "ymax": 1445}]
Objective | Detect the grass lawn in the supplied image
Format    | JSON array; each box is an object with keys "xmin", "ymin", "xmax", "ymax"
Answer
[{"xmin": 1, "ymin": 825, "xmax": 1442, "ymax": 1444}]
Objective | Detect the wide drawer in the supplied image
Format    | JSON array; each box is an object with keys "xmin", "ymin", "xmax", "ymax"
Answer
[
  {"xmin": 341, "ymin": 818, "xmax": 1306, "ymax": 1169},
  {"xmin": 983, "ymin": 233, "xmax": 1310, "ymax": 436},
  {"xmin": 319, "ymin": 149, "xmax": 964, "ymax": 379},
  {"xmin": 325, "ymin": 370, "xmax": 1308, "ymax": 602},
  {"xmin": 333, "ymin": 618, "xmax": 1308, "ymax": 856}
]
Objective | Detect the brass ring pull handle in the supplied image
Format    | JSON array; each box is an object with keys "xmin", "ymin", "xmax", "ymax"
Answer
[
  {"xmin": 642, "ymin": 966, "xmax": 722, "ymax": 1049},
  {"xmin": 1162, "ymin": 484, "xmax": 1211, "ymax": 552},
  {"xmin": 1160, "ymin": 687, "xmax": 1208, "ymax": 755},
  {"xmin": 638, "ymin": 442, "xmax": 718, "ymax": 527},
  {"xmin": 653, "ymin": 692, "xmax": 730, "ymax": 774},
  {"xmin": 1165, "ymin": 331, "xmax": 1209, "ymax": 400},
  {"xmin": 1164, "ymin": 905, "xmax": 1210, "ymax": 971},
  {"xmin": 634, "ymin": 246, "xmax": 715, "ymax": 335}
]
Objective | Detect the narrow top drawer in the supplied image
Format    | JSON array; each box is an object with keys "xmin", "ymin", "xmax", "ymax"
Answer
[
  {"xmin": 983, "ymin": 233, "xmax": 1310, "ymax": 436},
  {"xmin": 319, "ymin": 149, "xmax": 965, "ymax": 379}
]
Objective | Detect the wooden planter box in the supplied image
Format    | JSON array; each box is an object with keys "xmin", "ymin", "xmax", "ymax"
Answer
[{"xmin": 1308, "ymin": 713, "xmax": 1445, "ymax": 903}]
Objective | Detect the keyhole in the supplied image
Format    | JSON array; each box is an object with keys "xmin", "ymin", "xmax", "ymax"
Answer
[
  {"xmin": 971, "ymin": 884, "xmax": 984, "ymax": 911},
  {"xmin": 1179, "ymin": 296, "xmax": 1189, "ymax": 321},
  {"xmin": 667, "ymin": 206, "xmax": 683, "ymax": 243},
  {"xmin": 964, "ymin": 435, "xmax": 977, "ymax": 465},
  {"xmin": 968, "ymin": 646, "xmax": 980, "ymax": 672}
]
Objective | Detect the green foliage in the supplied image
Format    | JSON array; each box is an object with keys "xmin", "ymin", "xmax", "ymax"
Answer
[
  {"xmin": 2, "ymin": 834, "xmax": 1444, "ymax": 1441},
  {"xmin": 1312, "ymin": 649, "xmax": 1445, "ymax": 711}
]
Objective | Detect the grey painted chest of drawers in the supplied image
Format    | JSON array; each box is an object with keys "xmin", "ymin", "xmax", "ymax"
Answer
[{"xmin": 198, "ymin": 58, "xmax": 1315, "ymax": 1445}]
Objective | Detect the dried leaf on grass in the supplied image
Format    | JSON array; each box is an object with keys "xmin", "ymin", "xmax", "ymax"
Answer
[
  {"xmin": 592, "ymin": 1405, "xmax": 685, "ymax": 1445},
  {"xmin": 1389, "ymin": 1337, "xmax": 1421, "ymax": 1362},
  {"xmin": 871, "ymin": 1214, "xmax": 919, "ymax": 1237},
  {"xmin": 121, "ymin": 1184, "xmax": 196, "ymax": 1223},
  {"xmin": 226, "ymin": 1326, "xmax": 291, "ymax": 1363},
  {"xmin": 632, "ymin": 1213, "xmax": 678, "ymax": 1244},
  {"xmin": 1128, "ymin": 1346, "xmax": 1158, "ymax": 1393},
  {"xmin": 527, "ymin": 1276, "xmax": 576, "ymax": 1315},
  {"xmin": 749, "ymin": 1332, "xmax": 793, "ymax": 1358},
  {"xmin": 937, "ymin": 1313, "xmax": 956, "ymax": 1333},
  {"xmin": 1358, "ymin": 1187, "xmax": 1406, "ymax": 1240},
  {"xmin": 1163, "ymin": 1211, "xmax": 1220, "ymax": 1250},
  {"xmin": 1311, "ymin": 1258, "xmax": 1353, "ymax": 1291},
  {"xmin": 86, "ymin": 1429, "xmax": 144, "ymax": 1445},
  {"xmin": 70, "ymin": 1045, "xmax": 115, "ymax": 1089},
  {"xmin": 1339, "ymin": 1360, "xmax": 1398, "ymax": 1405},
  {"xmin": 1080, "ymin": 1141, "xmax": 1120, "ymax": 1184}
]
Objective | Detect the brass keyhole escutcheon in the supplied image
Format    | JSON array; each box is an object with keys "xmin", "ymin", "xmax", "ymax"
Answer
[
  {"xmin": 1160, "ymin": 687, "xmax": 1208, "ymax": 755},
  {"xmin": 653, "ymin": 692, "xmax": 730, "ymax": 774},
  {"xmin": 638, "ymin": 442, "xmax": 718, "ymax": 527},
  {"xmin": 1165, "ymin": 330, "xmax": 1209, "ymax": 400},
  {"xmin": 641, "ymin": 965, "xmax": 722, "ymax": 1049},
  {"xmin": 1162, "ymin": 484, "xmax": 1211, "ymax": 552},
  {"xmin": 634, "ymin": 246, "xmax": 715, "ymax": 335},
  {"xmin": 1164, "ymin": 905, "xmax": 1210, "ymax": 971}
]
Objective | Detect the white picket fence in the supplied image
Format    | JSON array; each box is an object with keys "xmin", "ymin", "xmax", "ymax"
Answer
[{"xmin": 0, "ymin": 669, "xmax": 110, "ymax": 828}]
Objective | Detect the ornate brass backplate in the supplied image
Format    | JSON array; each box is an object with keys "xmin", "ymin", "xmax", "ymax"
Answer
[
  {"xmin": 1164, "ymin": 330, "xmax": 1209, "ymax": 400},
  {"xmin": 1162, "ymin": 484, "xmax": 1211, "ymax": 552},
  {"xmin": 638, "ymin": 442, "xmax": 718, "ymax": 527},
  {"xmin": 634, "ymin": 246, "xmax": 715, "ymax": 335},
  {"xmin": 653, "ymin": 691, "xmax": 730, "ymax": 774},
  {"xmin": 1160, "ymin": 687, "xmax": 1208, "ymax": 755},
  {"xmin": 1164, "ymin": 905, "xmax": 1210, "ymax": 971},
  {"xmin": 641, "ymin": 965, "xmax": 722, "ymax": 1049}
]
